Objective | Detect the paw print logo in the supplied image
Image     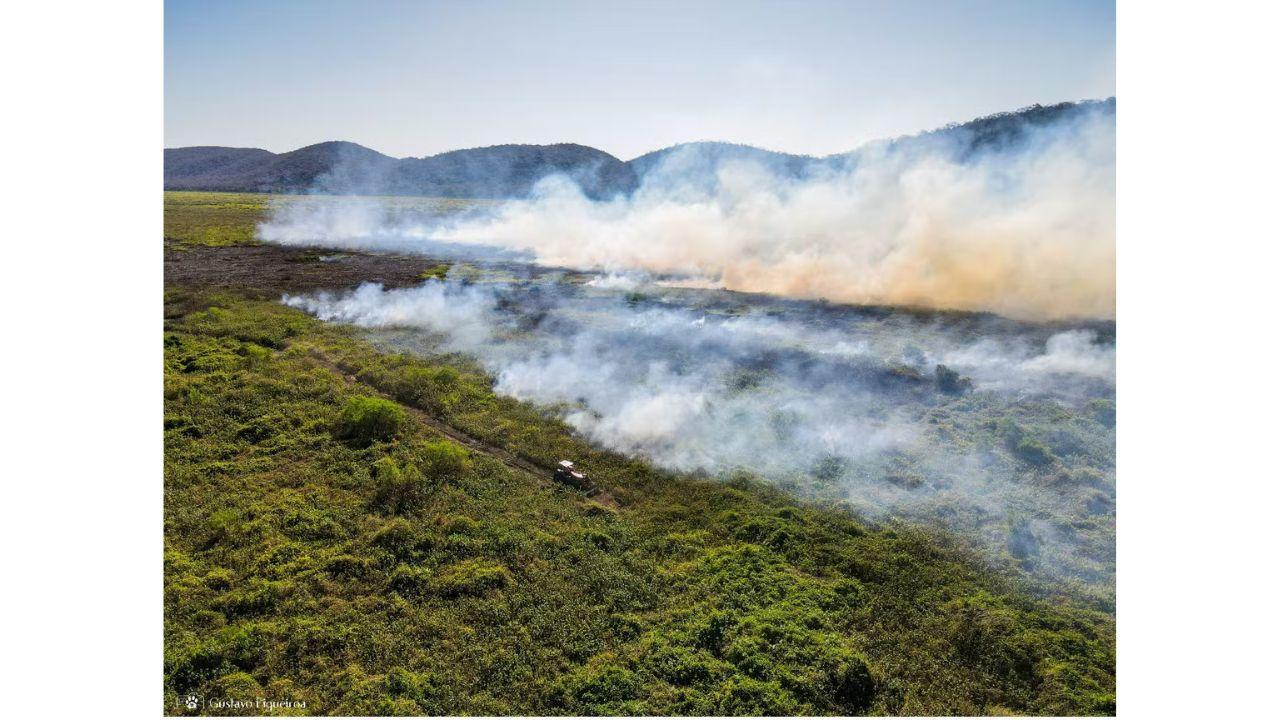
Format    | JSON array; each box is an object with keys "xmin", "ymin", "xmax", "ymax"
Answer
[{"xmin": 185, "ymin": 695, "xmax": 199, "ymax": 710}]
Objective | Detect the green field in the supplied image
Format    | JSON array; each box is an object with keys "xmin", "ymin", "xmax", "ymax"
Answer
[
  {"xmin": 163, "ymin": 193, "xmax": 1115, "ymax": 715},
  {"xmin": 164, "ymin": 192, "xmax": 492, "ymax": 249},
  {"xmin": 164, "ymin": 192, "xmax": 271, "ymax": 247}
]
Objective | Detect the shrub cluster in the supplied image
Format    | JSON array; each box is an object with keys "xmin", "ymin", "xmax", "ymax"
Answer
[{"xmin": 335, "ymin": 396, "xmax": 405, "ymax": 445}]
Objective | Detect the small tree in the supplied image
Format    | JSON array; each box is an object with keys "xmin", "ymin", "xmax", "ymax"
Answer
[{"xmin": 935, "ymin": 364, "xmax": 974, "ymax": 395}]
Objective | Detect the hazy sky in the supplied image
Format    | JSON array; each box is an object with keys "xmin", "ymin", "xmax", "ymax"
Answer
[{"xmin": 165, "ymin": 0, "xmax": 1114, "ymax": 160}]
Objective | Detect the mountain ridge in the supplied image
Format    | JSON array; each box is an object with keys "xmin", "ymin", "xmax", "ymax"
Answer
[{"xmin": 166, "ymin": 98, "xmax": 1114, "ymax": 198}]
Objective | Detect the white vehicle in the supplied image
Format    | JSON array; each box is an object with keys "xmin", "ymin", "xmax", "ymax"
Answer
[{"xmin": 553, "ymin": 460, "xmax": 591, "ymax": 490}]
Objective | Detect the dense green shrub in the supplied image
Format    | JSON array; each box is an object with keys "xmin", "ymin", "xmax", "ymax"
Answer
[
  {"xmin": 335, "ymin": 396, "xmax": 405, "ymax": 445},
  {"xmin": 211, "ymin": 671, "xmax": 263, "ymax": 705},
  {"xmin": 215, "ymin": 579, "xmax": 291, "ymax": 619},
  {"xmin": 383, "ymin": 666, "xmax": 443, "ymax": 714},
  {"xmin": 430, "ymin": 559, "xmax": 512, "ymax": 596},
  {"xmin": 371, "ymin": 457, "xmax": 428, "ymax": 514},
  {"xmin": 935, "ymin": 364, "xmax": 974, "ymax": 395},
  {"xmin": 417, "ymin": 439, "xmax": 470, "ymax": 481},
  {"xmin": 369, "ymin": 442, "xmax": 469, "ymax": 513},
  {"xmin": 558, "ymin": 665, "xmax": 641, "ymax": 712},
  {"xmin": 716, "ymin": 676, "xmax": 798, "ymax": 715},
  {"xmin": 206, "ymin": 509, "xmax": 246, "ymax": 546},
  {"xmin": 830, "ymin": 656, "xmax": 876, "ymax": 712},
  {"xmin": 396, "ymin": 366, "xmax": 460, "ymax": 411},
  {"xmin": 203, "ymin": 568, "xmax": 234, "ymax": 591},
  {"xmin": 371, "ymin": 518, "xmax": 424, "ymax": 561},
  {"xmin": 389, "ymin": 564, "xmax": 433, "ymax": 597},
  {"xmin": 1014, "ymin": 438, "xmax": 1056, "ymax": 467},
  {"xmin": 281, "ymin": 507, "xmax": 345, "ymax": 540},
  {"xmin": 323, "ymin": 554, "xmax": 372, "ymax": 579},
  {"xmin": 644, "ymin": 643, "xmax": 721, "ymax": 686}
]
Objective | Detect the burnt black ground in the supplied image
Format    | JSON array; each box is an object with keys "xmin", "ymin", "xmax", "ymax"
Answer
[{"xmin": 164, "ymin": 244, "xmax": 435, "ymax": 295}]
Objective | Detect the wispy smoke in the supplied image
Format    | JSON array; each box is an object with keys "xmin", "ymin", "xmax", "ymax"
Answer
[
  {"xmin": 288, "ymin": 280, "xmax": 496, "ymax": 349},
  {"xmin": 261, "ymin": 104, "xmax": 1115, "ymax": 321}
]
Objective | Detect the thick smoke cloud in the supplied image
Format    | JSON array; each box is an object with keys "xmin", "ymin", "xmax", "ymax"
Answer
[
  {"xmin": 261, "ymin": 106, "xmax": 1115, "ymax": 321},
  {"xmin": 283, "ymin": 280, "xmax": 1115, "ymax": 458}
]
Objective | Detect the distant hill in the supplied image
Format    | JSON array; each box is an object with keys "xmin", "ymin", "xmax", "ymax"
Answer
[
  {"xmin": 164, "ymin": 141, "xmax": 397, "ymax": 194},
  {"xmin": 165, "ymin": 142, "xmax": 637, "ymax": 199},
  {"xmin": 390, "ymin": 144, "xmax": 637, "ymax": 199},
  {"xmin": 628, "ymin": 98, "xmax": 1116, "ymax": 183},
  {"xmin": 629, "ymin": 141, "xmax": 819, "ymax": 180},
  {"xmin": 876, "ymin": 97, "xmax": 1116, "ymax": 161},
  {"xmin": 165, "ymin": 98, "xmax": 1114, "ymax": 198}
]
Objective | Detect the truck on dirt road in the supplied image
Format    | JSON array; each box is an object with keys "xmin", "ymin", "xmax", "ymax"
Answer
[{"xmin": 553, "ymin": 460, "xmax": 589, "ymax": 488}]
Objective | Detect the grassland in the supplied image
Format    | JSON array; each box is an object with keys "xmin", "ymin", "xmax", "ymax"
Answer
[
  {"xmin": 164, "ymin": 192, "xmax": 491, "ymax": 249},
  {"xmin": 163, "ymin": 192, "xmax": 1115, "ymax": 715},
  {"xmin": 165, "ymin": 192, "xmax": 270, "ymax": 248}
]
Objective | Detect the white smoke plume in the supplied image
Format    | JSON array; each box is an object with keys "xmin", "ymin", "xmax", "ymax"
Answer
[
  {"xmin": 284, "ymin": 281, "xmax": 495, "ymax": 350},
  {"xmin": 261, "ymin": 105, "xmax": 1115, "ymax": 321},
  {"xmin": 282, "ymin": 276, "xmax": 1115, "ymax": 582}
]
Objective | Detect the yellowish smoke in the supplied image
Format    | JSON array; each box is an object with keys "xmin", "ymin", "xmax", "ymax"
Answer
[{"xmin": 433, "ymin": 113, "xmax": 1115, "ymax": 320}]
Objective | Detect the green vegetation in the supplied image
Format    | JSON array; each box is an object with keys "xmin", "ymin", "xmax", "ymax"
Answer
[
  {"xmin": 164, "ymin": 192, "xmax": 491, "ymax": 249},
  {"xmin": 417, "ymin": 263, "xmax": 452, "ymax": 281},
  {"xmin": 165, "ymin": 192, "xmax": 270, "ymax": 248},
  {"xmin": 165, "ymin": 290, "xmax": 1114, "ymax": 715},
  {"xmin": 336, "ymin": 396, "xmax": 406, "ymax": 446},
  {"xmin": 934, "ymin": 363, "xmax": 974, "ymax": 395}
]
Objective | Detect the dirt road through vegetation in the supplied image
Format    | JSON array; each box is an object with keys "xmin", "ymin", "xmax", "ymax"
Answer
[{"xmin": 303, "ymin": 345, "xmax": 622, "ymax": 510}]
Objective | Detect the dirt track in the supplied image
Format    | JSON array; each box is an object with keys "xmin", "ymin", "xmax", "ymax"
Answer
[
  {"xmin": 166, "ymin": 243, "xmax": 620, "ymax": 509},
  {"xmin": 303, "ymin": 346, "xmax": 620, "ymax": 510}
]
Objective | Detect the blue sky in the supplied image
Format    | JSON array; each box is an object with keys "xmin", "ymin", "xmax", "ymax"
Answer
[{"xmin": 165, "ymin": 0, "xmax": 1114, "ymax": 159}]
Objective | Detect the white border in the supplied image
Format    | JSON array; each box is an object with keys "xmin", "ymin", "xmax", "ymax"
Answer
[
  {"xmin": 5, "ymin": 1, "xmax": 1280, "ymax": 717},
  {"xmin": 1118, "ymin": 0, "xmax": 1280, "ymax": 717},
  {"xmin": 2, "ymin": 0, "xmax": 160, "ymax": 716}
]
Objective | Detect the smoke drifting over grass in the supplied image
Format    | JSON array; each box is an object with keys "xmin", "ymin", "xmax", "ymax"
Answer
[
  {"xmin": 284, "ymin": 275, "xmax": 1115, "ymax": 584},
  {"xmin": 261, "ymin": 103, "xmax": 1114, "ymax": 321}
]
